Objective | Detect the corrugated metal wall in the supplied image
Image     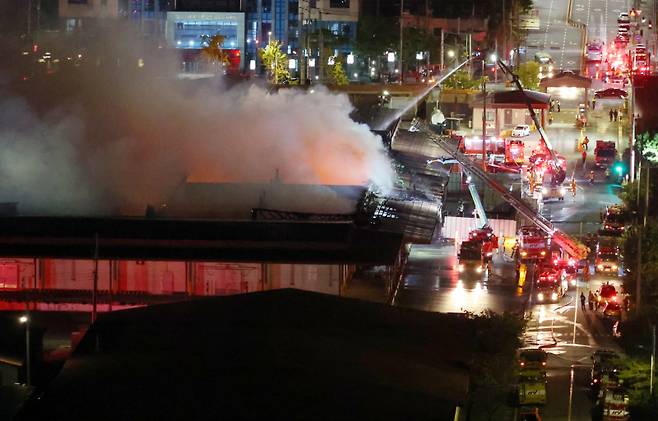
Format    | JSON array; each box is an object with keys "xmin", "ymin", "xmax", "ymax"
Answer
[
  {"xmin": 441, "ymin": 216, "xmax": 517, "ymax": 242},
  {"xmin": 0, "ymin": 259, "xmax": 343, "ymax": 297}
]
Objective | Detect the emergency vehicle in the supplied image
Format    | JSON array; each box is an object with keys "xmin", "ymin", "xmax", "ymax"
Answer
[
  {"xmin": 600, "ymin": 386, "xmax": 630, "ymax": 420},
  {"xmin": 596, "ymin": 283, "xmax": 619, "ymax": 309},
  {"xmin": 458, "ymin": 136, "xmax": 525, "ymax": 171},
  {"xmin": 517, "ymin": 372, "xmax": 547, "ymax": 406},
  {"xmin": 518, "ymin": 226, "xmax": 548, "ymax": 260},
  {"xmin": 458, "ymin": 240, "xmax": 487, "ymax": 274},
  {"xmin": 596, "ymin": 236, "xmax": 621, "ymax": 273},
  {"xmin": 601, "ymin": 205, "xmax": 625, "ymax": 234},
  {"xmin": 458, "ymin": 227, "xmax": 498, "ymax": 273},
  {"xmin": 632, "ymin": 48, "xmax": 650, "ymax": 76},
  {"xmin": 534, "ymin": 269, "xmax": 566, "ymax": 303},
  {"xmin": 519, "ymin": 349, "xmax": 548, "ymax": 375},
  {"xmin": 594, "ymin": 140, "xmax": 617, "ymax": 168},
  {"xmin": 505, "ymin": 139, "xmax": 525, "ymax": 165}
]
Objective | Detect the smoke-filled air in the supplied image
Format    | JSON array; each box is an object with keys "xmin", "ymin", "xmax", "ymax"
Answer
[{"xmin": 0, "ymin": 26, "xmax": 393, "ymax": 216}]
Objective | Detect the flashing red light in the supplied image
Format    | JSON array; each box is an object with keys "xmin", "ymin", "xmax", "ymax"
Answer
[{"xmin": 32, "ymin": 44, "xmax": 38, "ymax": 53}]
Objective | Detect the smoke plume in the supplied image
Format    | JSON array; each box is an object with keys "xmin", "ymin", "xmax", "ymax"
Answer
[{"xmin": 0, "ymin": 26, "xmax": 393, "ymax": 216}]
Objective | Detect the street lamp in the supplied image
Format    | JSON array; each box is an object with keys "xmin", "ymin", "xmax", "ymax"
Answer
[
  {"xmin": 19, "ymin": 315, "xmax": 30, "ymax": 386},
  {"xmin": 447, "ymin": 50, "xmax": 455, "ymax": 59},
  {"xmin": 489, "ymin": 53, "xmax": 498, "ymax": 83}
]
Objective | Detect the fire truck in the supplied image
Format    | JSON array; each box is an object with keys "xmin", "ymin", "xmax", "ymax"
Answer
[
  {"xmin": 458, "ymin": 136, "xmax": 524, "ymax": 171},
  {"xmin": 505, "ymin": 139, "xmax": 525, "ymax": 165},
  {"xmin": 518, "ymin": 226, "xmax": 548, "ymax": 260},
  {"xmin": 595, "ymin": 141, "xmax": 617, "ymax": 168},
  {"xmin": 632, "ymin": 48, "xmax": 650, "ymax": 76},
  {"xmin": 534, "ymin": 269, "xmax": 566, "ymax": 303},
  {"xmin": 418, "ymin": 56, "xmax": 589, "ymax": 266}
]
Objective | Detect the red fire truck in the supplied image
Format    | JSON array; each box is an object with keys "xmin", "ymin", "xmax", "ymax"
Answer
[
  {"xmin": 518, "ymin": 226, "xmax": 548, "ymax": 260},
  {"xmin": 458, "ymin": 136, "xmax": 505, "ymax": 156},
  {"xmin": 505, "ymin": 139, "xmax": 525, "ymax": 165},
  {"xmin": 595, "ymin": 141, "xmax": 617, "ymax": 168}
]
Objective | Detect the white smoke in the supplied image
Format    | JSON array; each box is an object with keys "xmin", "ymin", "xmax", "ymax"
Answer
[{"xmin": 0, "ymin": 27, "xmax": 394, "ymax": 216}]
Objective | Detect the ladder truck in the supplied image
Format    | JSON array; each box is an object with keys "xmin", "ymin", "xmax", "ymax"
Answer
[{"xmin": 417, "ymin": 58, "xmax": 588, "ymax": 261}]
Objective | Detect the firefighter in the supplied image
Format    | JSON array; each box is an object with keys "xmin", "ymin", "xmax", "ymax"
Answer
[
  {"xmin": 582, "ymin": 136, "xmax": 590, "ymax": 151},
  {"xmin": 570, "ymin": 178, "xmax": 577, "ymax": 197},
  {"xmin": 588, "ymin": 290, "xmax": 595, "ymax": 310}
]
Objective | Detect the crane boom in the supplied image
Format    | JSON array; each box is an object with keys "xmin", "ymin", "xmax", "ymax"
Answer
[
  {"xmin": 496, "ymin": 60, "xmax": 566, "ymax": 185},
  {"xmin": 418, "ymin": 123, "xmax": 588, "ymax": 260}
]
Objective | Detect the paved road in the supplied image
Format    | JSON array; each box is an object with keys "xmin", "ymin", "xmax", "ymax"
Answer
[
  {"xmin": 524, "ymin": 0, "xmax": 583, "ymax": 72},
  {"xmin": 393, "ymin": 243, "xmax": 524, "ymax": 314}
]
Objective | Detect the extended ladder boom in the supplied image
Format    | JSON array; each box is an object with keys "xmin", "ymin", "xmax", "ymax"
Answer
[
  {"xmin": 496, "ymin": 60, "xmax": 566, "ymax": 185},
  {"xmin": 420, "ymin": 123, "xmax": 588, "ymax": 260},
  {"xmin": 467, "ymin": 177, "xmax": 488, "ymax": 228}
]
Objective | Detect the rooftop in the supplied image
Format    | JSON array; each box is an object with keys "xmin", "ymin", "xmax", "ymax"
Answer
[{"xmin": 17, "ymin": 289, "xmax": 472, "ymax": 421}]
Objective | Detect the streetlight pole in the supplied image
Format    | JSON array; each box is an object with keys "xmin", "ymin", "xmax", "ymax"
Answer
[
  {"xmin": 482, "ymin": 59, "xmax": 487, "ymax": 171},
  {"xmin": 19, "ymin": 315, "xmax": 30, "ymax": 386},
  {"xmin": 630, "ymin": 85, "xmax": 636, "ymax": 181},
  {"xmin": 651, "ymin": 324, "xmax": 656, "ymax": 396},
  {"xmin": 399, "ymin": 0, "xmax": 404, "ymax": 83}
]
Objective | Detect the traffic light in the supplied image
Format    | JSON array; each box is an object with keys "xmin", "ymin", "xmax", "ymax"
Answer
[{"xmin": 613, "ymin": 162, "xmax": 626, "ymax": 176}]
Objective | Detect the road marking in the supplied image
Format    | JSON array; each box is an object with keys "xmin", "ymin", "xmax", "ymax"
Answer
[
  {"xmin": 544, "ymin": 0, "xmax": 555, "ymax": 48},
  {"xmin": 561, "ymin": 27, "xmax": 568, "ymax": 69}
]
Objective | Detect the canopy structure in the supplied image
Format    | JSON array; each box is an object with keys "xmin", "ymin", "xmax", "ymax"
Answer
[
  {"xmin": 539, "ymin": 71, "xmax": 591, "ymax": 107},
  {"xmin": 539, "ymin": 71, "xmax": 592, "ymax": 89}
]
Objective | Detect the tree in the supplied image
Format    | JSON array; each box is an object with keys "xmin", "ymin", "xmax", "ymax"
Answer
[
  {"xmin": 637, "ymin": 131, "xmax": 658, "ymax": 164},
  {"xmin": 201, "ymin": 35, "xmax": 230, "ymax": 71},
  {"xmin": 465, "ymin": 310, "xmax": 527, "ymax": 420},
  {"xmin": 329, "ymin": 58, "xmax": 349, "ymax": 86},
  {"xmin": 444, "ymin": 70, "xmax": 485, "ymax": 90},
  {"xmin": 517, "ymin": 61, "xmax": 540, "ymax": 90},
  {"xmin": 402, "ymin": 27, "xmax": 437, "ymax": 70},
  {"xmin": 354, "ymin": 16, "xmax": 398, "ymax": 59},
  {"xmin": 307, "ymin": 28, "xmax": 351, "ymax": 82},
  {"xmin": 258, "ymin": 39, "xmax": 290, "ymax": 84}
]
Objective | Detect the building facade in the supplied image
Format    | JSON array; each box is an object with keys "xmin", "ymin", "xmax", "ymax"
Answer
[{"xmin": 165, "ymin": 11, "xmax": 245, "ymax": 72}]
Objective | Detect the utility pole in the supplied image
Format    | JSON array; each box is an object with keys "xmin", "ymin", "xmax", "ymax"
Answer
[
  {"xmin": 644, "ymin": 165, "xmax": 650, "ymax": 228},
  {"xmin": 482, "ymin": 60, "xmax": 487, "ymax": 172},
  {"xmin": 318, "ymin": 10, "xmax": 323, "ymax": 82},
  {"xmin": 300, "ymin": 1, "xmax": 306, "ymax": 84},
  {"xmin": 26, "ymin": 0, "xmax": 32, "ymax": 38},
  {"xmin": 635, "ymin": 161, "xmax": 647, "ymax": 315},
  {"xmin": 502, "ymin": 0, "xmax": 507, "ymax": 63},
  {"xmin": 91, "ymin": 233, "xmax": 99, "ymax": 323},
  {"xmin": 399, "ymin": 0, "xmax": 404, "ymax": 82},
  {"xmin": 630, "ymin": 85, "xmax": 636, "ymax": 181},
  {"xmin": 440, "ymin": 29, "xmax": 445, "ymax": 70},
  {"xmin": 651, "ymin": 324, "xmax": 656, "ymax": 396}
]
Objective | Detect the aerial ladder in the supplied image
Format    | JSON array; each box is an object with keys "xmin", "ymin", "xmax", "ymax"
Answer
[
  {"xmin": 426, "ymin": 158, "xmax": 487, "ymax": 228},
  {"xmin": 417, "ymin": 59, "xmax": 587, "ymax": 260},
  {"xmin": 497, "ymin": 60, "xmax": 566, "ymax": 186}
]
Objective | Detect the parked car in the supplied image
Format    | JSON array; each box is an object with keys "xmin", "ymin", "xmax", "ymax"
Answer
[
  {"xmin": 512, "ymin": 124, "xmax": 531, "ymax": 137},
  {"xmin": 618, "ymin": 12, "xmax": 630, "ymax": 24},
  {"xmin": 587, "ymin": 42, "xmax": 603, "ymax": 62}
]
